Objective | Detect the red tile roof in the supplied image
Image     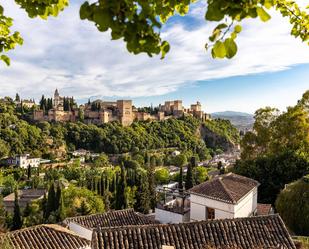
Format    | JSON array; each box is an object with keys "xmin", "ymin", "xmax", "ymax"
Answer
[
  {"xmin": 257, "ymin": 203, "xmax": 273, "ymax": 216},
  {"xmin": 64, "ymin": 209, "xmax": 157, "ymax": 229},
  {"xmin": 92, "ymin": 214, "xmax": 295, "ymax": 249},
  {"xmin": 189, "ymin": 173, "xmax": 259, "ymax": 204},
  {"xmin": 0, "ymin": 224, "xmax": 90, "ymax": 249}
]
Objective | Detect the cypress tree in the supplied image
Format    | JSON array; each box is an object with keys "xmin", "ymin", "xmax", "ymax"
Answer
[
  {"xmin": 115, "ymin": 165, "xmax": 127, "ymax": 210},
  {"xmin": 58, "ymin": 194, "xmax": 66, "ymax": 221},
  {"xmin": 148, "ymin": 163, "xmax": 156, "ymax": 210},
  {"xmin": 27, "ymin": 164, "xmax": 31, "ymax": 180},
  {"xmin": 12, "ymin": 189, "xmax": 23, "ymax": 230},
  {"xmin": 55, "ymin": 183, "xmax": 61, "ymax": 211},
  {"xmin": 178, "ymin": 166, "xmax": 183, "ymax": 191},
  {"xmin": 185, "ymin": 160, "xmax": 194, "ymax": 190},
  {"xmin": 136, "ymin": 172, "xmax": 150, "ymax": 214},
  {"xmin": 46, "ymin": 182, "xmax": 56, "ymax": 219},
  {"xmin": 42, "ymin": 193, "xmax": 47, "ymax": 220}
]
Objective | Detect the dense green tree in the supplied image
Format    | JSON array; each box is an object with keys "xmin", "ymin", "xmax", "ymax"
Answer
[
  {"xmin": 155, "ymin": 168, "xmax": 169, "ymax": 185},
  {"xmin": 276, "ymin": 175, "xmax": 309, "ymax": 236},
  {"xmin": 193, "ymin": 166, "xmax": 208, "ymax": 184},
  {"xmin": 234, "ymin": 151, "xmax": 309, "ymax": 204},
  {"xmin": 1, "ymin": 0, "xmax": 308, "ymax": 65},
  {"xmin": 76, "ymin": 199, "xmax": 91, "ymax": 216},
  {"xmin": 12, "ymin": 189, "xmax": 22, "ymax": 230},
  {"xmin": 63, "ymin": 185, "xmax": 104, "ymax": 217}
]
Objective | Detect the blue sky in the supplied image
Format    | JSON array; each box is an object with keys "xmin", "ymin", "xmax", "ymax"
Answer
[{"xmin": 0, "ymin": 0, "xmax": 308, "ymax": 113}]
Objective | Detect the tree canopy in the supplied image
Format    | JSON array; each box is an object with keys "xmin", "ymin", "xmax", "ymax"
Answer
[
  {"xmin": 1, "ymin": 0, "xmax": 308, "ymax": 65},
  {"xmin": 275, "ymin": 175, "xmax": 309, "ymax": 236}
]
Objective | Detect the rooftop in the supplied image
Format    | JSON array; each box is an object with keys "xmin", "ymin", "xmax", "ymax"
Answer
[
  {"xmin": 92, "ymin": 214, "xmax": 295, "ymax": 249},
  {"xmin": 257, "ymin": 203, "xmax": 273, "ymax": 216},
  {"xmin": 189, "ymin": 173, "xmax": 259, "ymax": 204},
  {"xmin": 0, "ymin": 224, "xmax": 90, "ymax": 249},
  {"xmin": 64, "ymin": 209, "xmax": 157, "ymax": 230},
  {"xmin": 3, "ymin": 189, "xmax": 46, "ymax": 202}
]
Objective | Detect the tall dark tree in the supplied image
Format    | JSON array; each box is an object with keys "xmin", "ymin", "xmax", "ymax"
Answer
[
  {"xmin": 12, "ymin": 189, "xmax": 22, "ymax": 230},
  {"xmin": 185, "ymin": 158, "xmax": 194, "ymax": 190},
  {"xmin": 178, "ymin": 165, "xmax": 184, "ymax": 191},
  {"xmin": 27, "ymin": 164, "xmax": 31, "ymax": 180},
  {"xmin": 115, "ymin": 165, "xmax": 127, "ymax": 210},
  {"xmin": 148, "ymin": 162, "xmax": 156, "ymax": 210},
  {"xmin": 46, "ymin": 182, "xmax": 57, "ymax": 220},
  {"xmin": 55, "ymin": 183, "xmax": 61, "ymax": 211},
  {"xmin": 135, "ymin": 170, "xmax": 150, "ymax": 214}
]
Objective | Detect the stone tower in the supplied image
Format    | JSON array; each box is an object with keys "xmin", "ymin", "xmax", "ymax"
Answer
[
  {"xmin": 53, "ymin": 89, "xmax": 60, "ymax": 108},
  {"xmin": 117, "ymin": 100, "xmax": 133, "ymax": 126}
]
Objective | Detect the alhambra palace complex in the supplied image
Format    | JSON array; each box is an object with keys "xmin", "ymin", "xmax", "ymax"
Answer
[{"xmin": 32, "ymin": 89, "xmax": 209, "ymax": 126}]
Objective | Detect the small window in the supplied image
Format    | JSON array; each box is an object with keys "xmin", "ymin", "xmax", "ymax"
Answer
[{"xmin": 206, "ymin": 207, "xmax": 215, "ymax": 220}]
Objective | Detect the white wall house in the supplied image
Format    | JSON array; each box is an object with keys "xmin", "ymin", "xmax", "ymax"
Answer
[
  {"xmin": 189, "ymin": 173, "xmax": 259, "ymax": 221},
  {"xmin": 7, "ymin": 154, "xmax": 40, "ymax": 169}
]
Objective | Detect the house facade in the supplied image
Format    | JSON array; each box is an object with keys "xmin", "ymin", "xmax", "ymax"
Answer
[
  {"xmin": 7, "ymin": 154, "xmax": 41, "ymax": 169},
  {"xmin": 189, "ymin": 173, "xmax": 259, "ymax": 221}
]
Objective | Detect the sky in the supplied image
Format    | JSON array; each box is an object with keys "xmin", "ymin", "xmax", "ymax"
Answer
[{"xmin": 0, "ymin": 0, "xmax": 308, "ymax": 114}]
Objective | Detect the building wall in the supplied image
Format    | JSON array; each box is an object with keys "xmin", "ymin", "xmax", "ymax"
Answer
[
  {"xmin": 190, "ymin": 188, "xmax": 258, "ymax": 221},
  {"xmin": 234, "ymin": 187, "xmax": 258, "ymax": 218},
  {"xmin": 190, "ymin": 194, "xmax": 235, "ymax": 221},
  {"xmin": 67, "ymin": 222, "xmax": 93, "ymax": 240},
  {"xmin": 117, "ymin": 100, "xmax": 133, "ymax": 126},
  {"xmin": 155, "ymin": 208, "xmax": 189, "ymax": 224}
]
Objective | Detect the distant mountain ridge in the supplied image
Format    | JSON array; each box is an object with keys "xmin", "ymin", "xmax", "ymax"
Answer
[{"xmin": 211, "ymin": 111, "xmax": 254, "ymax": 131}]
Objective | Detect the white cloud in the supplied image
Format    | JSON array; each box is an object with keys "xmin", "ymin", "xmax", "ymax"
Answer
[{"xmin": 0, "ymin": 0, "xmax": 308, "ymax": 102}]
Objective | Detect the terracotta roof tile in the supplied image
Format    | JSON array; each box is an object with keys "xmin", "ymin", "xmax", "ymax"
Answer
[
  {"xmin": 92, "ymin": 214, "xmax": 295, "ymax": 249},
  {"xmin": 0, "ymin": 224, "xmax": 90, "ymax": 249},
  {"xmin": 257, "ymin": 203, "xmax": 273, "ymax": 216},
  {"xmin": 64, "ymin": 209, "xmax": 157, "ymax": 229},
  {"xmin": 189, "ymin": 173, "xmax": 259, "ymax": 204}
]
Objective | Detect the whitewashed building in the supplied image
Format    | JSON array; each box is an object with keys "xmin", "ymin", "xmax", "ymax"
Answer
[
  {"xmin": 189, "ymin": 173, "xmax": 259, "ymax": 221},
  {"xmin": 7, "ymin": 154, "xmax": 40, "ymax": 168}
]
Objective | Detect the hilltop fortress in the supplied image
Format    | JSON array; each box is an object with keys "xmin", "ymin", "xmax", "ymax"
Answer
[{"xmin": 33, "ymin": 89, "xmax": 209, "ymax": 126}]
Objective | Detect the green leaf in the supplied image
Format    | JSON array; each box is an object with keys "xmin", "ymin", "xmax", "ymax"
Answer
[
  {"xmin": 257, "ymin": 7, "xmax": 271, "ymax": 22},
  {"xmin": 93, "ymin": 9, "xmax": 110, "ymax": 32},
  {"xmin": 80, "ymin": 2, "xmax": 91, "ymax": 20},
  {"xmin": 212, "ymin": 41, "xmax": 226, "ymax": 59},
  {"xmin": 224, "ymin": 38, "xmax": 238, "ymax": 59},
  {"xmin": 1, "ymin": 55, "xmax": 10, "ymax": 66},
  {"xmin": 160, "ymin": 41, "xmax": 170, "ymax": 59},
  {"xmin": 234, "ymin": 25, "xmax": 242, "ymax": 33},
  {"xmin": 215, "ymin": 23, "xmax": 228, "ymax": 30}
]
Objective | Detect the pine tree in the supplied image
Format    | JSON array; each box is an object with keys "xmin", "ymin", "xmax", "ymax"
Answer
[{"xmin": 12, "ymin": 189, "xmax": 22, "ymax": 230}]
